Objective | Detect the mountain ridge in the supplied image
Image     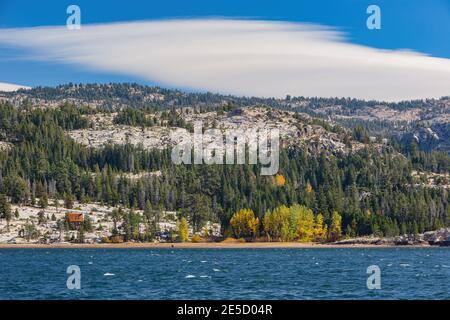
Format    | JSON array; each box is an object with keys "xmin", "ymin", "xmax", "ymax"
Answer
[{"xmin": 1, "ymin": 82, "xmax": 449, "ymax": 155}]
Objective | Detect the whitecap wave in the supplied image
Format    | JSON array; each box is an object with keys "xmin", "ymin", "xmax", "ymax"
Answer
[{"xmin": 400, "ymin": 263, "xmax": 410, "ymax": 267}]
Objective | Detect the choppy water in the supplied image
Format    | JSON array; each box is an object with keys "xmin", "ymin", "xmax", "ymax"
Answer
[{"xmin": 0, "ymin": 248, "xmax": 449, "ymax": 299}]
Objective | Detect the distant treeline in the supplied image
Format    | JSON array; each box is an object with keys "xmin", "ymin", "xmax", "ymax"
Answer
[{"xmin": 8, "ymin": 82, "xmax": 446, "ymax": 111}]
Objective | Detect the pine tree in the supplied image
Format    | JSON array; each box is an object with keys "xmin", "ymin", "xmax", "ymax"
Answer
[
  {"xmin": 38, "ymin": 194, "xmax": 48, "ymax": 208},
  {"xmin": 64, "ymin": 193, "xmax": 74, "ymax": 209},
  {"xmin": 0, "ymin": 194, "xmax": 12, "ymax": 231},
  {"xmin": 328, "ymin": 211, "xmax": 342, "ymax": 242}
]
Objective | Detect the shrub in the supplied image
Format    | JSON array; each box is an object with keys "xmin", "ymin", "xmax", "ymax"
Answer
[{"xmin": 191, "ymin": 234, "xmax": 202, "ymax": 243}]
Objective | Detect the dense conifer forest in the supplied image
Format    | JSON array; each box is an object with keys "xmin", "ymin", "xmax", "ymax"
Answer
[{"xmin": 0, "ymin": 84, "xmax": 449, "ymax": 240}]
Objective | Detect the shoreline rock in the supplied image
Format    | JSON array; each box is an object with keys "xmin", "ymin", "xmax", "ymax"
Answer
[{"xmin": 333, "ymin": 228, "xmax": 450, "ymax": 246}]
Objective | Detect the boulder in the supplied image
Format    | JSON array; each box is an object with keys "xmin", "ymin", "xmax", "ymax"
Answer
[{"xmin": 424, "ymin": 228, "xmax": 450, "ymax": 246}]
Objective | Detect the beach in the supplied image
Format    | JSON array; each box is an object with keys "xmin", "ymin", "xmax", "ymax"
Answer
[{"xmin": 0, "ymin": 241, "xmax": 432, "ymax": 249}]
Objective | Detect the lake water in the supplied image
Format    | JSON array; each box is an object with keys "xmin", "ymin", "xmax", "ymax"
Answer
[{"xmin": 0, "ymin": 248, "xmax": 449, "ymax": 299}]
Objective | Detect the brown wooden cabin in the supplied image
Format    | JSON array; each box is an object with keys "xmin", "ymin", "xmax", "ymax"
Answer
[{"xmin": 67, "ymin": 212, "xmax": 84, "ymax": 224}]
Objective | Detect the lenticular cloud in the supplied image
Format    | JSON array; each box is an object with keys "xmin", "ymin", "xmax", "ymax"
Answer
[{"xmin": 0, "ymin": 19, "xmax": 450, "ymax": 101}]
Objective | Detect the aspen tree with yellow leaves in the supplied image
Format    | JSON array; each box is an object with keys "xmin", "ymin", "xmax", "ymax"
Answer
[
  {"xmin": 289, "ymin": 204, "xmax": 315, "ymax": 241},
  {"xmin": 177, "ymin": 217, "xmax": 189, "ymax": 242},
  {"xmin": 263, "ymin": 204, "xmax": 330, "ymax": 242},
  {"xmin": 313, "ymin": 214, "xmax": 327, "ymax": 242},
  {"xmin": 229, "ymin": 209, "xmax": 259, "ymax": 240},
  {"xmin": 263, "ymin": 205, "xmax": 290, "ymax": 241}
]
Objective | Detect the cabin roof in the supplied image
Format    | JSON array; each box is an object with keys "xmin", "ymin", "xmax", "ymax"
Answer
[{"xmin": 67, "ymin": 212, "xmax": 84, "ymax": 223}]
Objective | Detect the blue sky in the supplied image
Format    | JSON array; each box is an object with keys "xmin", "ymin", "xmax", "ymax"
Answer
[{"xmin": 0, "ymin": 0, "xmax": 449, "ymax": 100}]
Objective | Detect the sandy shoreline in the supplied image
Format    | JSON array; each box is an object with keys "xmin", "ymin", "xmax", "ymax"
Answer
[{"xmin": 0, "ymin": 242, "xmax": 437, "ymax": 249}]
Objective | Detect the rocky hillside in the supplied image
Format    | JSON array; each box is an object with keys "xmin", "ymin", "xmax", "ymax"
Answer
[
  {"xmin": 1, "ymin": 83, "xmax": 449, "ymax": 154},
  {"xmin": 288, "ymin": 97, "xmax": 450, "ymax": 155},
  {"xmin": 67, "ymin": 106, "xmax": 369, "ymax": 156}
]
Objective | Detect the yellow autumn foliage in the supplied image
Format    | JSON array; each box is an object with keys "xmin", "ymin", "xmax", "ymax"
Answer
[
  {"xmin": 263, "ymin": 204, "xmax": 331, "ymax": 242},
  {"xmin": 313, "ymin": 213, "xmax": 327, "ymax": 242},
  {"xmin": 263, "ymin": 205, "xmax": 290, "ymax": 241},
  {"xmin": 177, "ymin": 217, "xmax": 189, "ymax": 242},
  {"xmin": 290, "ymin": 204, "xmax": 315, "ymax": 241},
  {"xmin": 229, "ymin": 208, "xmax": 259, "ymax": 239},
  {"xmin": 274, "ymin": 174, "xmax": 286, "ymax": 186},
  {"xmin": 191, "ymin": 234, "xmax": 202, "ymax": 243}
]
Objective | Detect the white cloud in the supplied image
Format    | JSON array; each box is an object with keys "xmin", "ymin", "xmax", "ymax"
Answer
[
  {"xmin": 0, "ymin": 19, "xmax": 449, "ymax": 101},
  {"xmin": 0, "ymin": 82, "xmax": 31, "ymax": 92}
]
